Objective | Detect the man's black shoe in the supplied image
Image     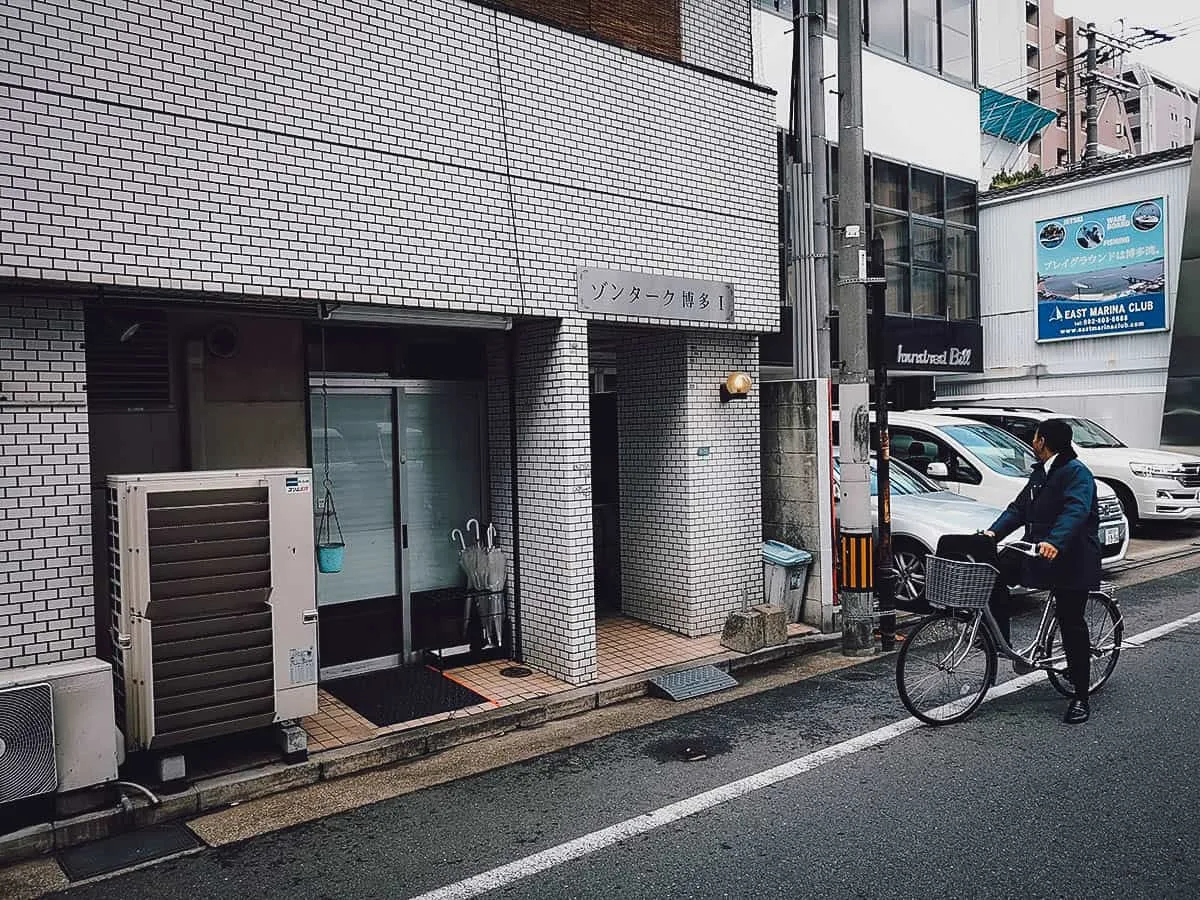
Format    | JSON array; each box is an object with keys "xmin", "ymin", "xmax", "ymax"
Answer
[{"xmin": 1063, "ymin": 699, "xmax": 1090, "ymax": 724}]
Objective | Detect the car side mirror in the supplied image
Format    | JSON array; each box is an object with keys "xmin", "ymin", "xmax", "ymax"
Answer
[{"xmin": 926, "ymin": 462, "xmax": 950, "ymax": 479}]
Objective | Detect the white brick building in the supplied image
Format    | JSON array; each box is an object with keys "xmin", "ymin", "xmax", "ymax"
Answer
[{"xmin": 1, "ymin": 0, "xmax": 776, "ymax": 697}]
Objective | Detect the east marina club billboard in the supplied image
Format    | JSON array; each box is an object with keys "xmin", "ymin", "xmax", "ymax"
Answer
[{"xmin": 1035, "ymin": 197, "xmax": 1169, "ymax": 342}]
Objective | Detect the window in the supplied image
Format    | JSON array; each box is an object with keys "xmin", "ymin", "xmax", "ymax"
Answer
[
  {"xmin": 911, "ymin": 168, "xmax": 944, "ymax": 217},
  {"xmin": 946, "ymin": 227, "xmax": 976, "ymax": 272},
  {"xmin": 1131, "ymin": 126, "xmax": 1142, "ymax": 144},
  {"xmin": 829, "ymin": 153, "xmax": 979, "ymax": 322},
  {"xmin": 1056, "ymin": 109, "xmax": 1067, "ymax": 129},
  {"xmin": 1025, "ymin": 1, "xmax": 1038, "ymax": 26},
  {"xmin": 912, "ymin": 221, "xmax": 943, "ymax": 266},
  {"xmin": 938, "ymin": 424, "xmax": 1037, "ymax": 477},
  {"xmin": 911, "ymin": 267, "xmax": 944, "ymax": 316},
  {"xmin": 908, "ymin": 0, "xmax": 939, "ymax": 69},
  {"xmin": 1062, "ymin": 417, "xmax": 1125, "ymax": 449},
  {"xmin": 867, "ymin": 0, "xmax": 906, "ymax": 56},
  {"xmin": 1027, "ymin": 87, "xmax": 1041, "ymax": 103},
  {"xmin": 945, "ymin": 178, "xmax": 976, "ymax": 226},
  {"xmin": 873, "ymin": 158, "xmax": 909, "ymax": 211},
  {"xmin": 826, "ymin": 0, "xmax": 977, "ymax": 84},
  {"xmin": 1055, "ymin": 70, "xmax": 1068, "ymax": 89},
  {"xmin": 1187, "ymin": 117, "xmax": 1193, "ymax": 131},
  {"xmin": 1057, "ymin": 147, "xmax": 1069, "ymax": 167},
  {"xmin": 1054, "ymin": 30, "xmax": 1067, "ymax": 51},
  {"xmin": 938, "ymin": 0, "xmax": 973, "ymax": 80},
  {"xmin": 947, "ymin": 274, "xmax": 978, "ymax": 319},
  {"xmin": 890, "ymin": 427, "xmax": 982, "ymax": 485}
]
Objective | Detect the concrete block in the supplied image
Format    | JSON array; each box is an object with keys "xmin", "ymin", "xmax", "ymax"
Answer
[
  {"xmin": 53, "ymin": 807, "xmax": 121, "ymax": 850},
  {"xmin": 595, "ymin": 677, "xmax": 649, "ymax": 707},
  {"xmin": 750, "ymin": 604, "xmax": 787, "ymax": 646},
  {"xmin": 195, "ymin": 760, "xmax": 320, "ymax": 812},
  {"xmin": 425, "ymin": 711, "xmax": 524, "ymax": 753},
  {"xmin": 275, "ymin": 721, "xmax": 309, "ymax": 763},
  {"xmin": 720, "ymin": 609, "xmax": 765, "ymax": 654},
  {"xmin": 0, "ymin": 823, "xmax": 53, "ymax": 866},
  {"xmin": 317, "ymin": 734, "xmax": 428, "ymax": 781}
]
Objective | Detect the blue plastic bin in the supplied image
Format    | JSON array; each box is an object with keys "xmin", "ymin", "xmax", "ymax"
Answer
[{"xmin": 762, "ymin": 541, "xmax": 813, "ymax": 622}]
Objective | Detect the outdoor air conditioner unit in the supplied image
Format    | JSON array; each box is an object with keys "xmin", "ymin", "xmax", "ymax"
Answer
[
  {"xmin": 0, "ymin": 659, "xmax": 121, "ymax": 803},
  {"xmin": 108, "ymin": 468, "xmax": 319, "ymax": 752}
]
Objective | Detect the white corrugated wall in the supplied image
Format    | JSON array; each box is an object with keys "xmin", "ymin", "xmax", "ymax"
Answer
[{"xmin": 937, "ymin": 155, "xmax": 1192, "ymax": 448}]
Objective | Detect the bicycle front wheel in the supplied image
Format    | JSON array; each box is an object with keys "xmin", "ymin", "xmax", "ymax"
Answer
[
  {"xmin": 896, "ymin": 612, "xmax": 996, "ymax": 725},
  {"xmin": 1047, "ymin": 591, "xmax": 1123, "ymax": 697}
]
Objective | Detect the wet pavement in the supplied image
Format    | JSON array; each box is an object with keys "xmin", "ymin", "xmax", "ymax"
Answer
[{"xmin": 43, "ymin": 560, "xmax": 1200, "ymax": 900}]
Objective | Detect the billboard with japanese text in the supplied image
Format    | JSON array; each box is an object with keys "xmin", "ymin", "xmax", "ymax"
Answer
[{"xmin": 1035, "ymin": 197, "xmax": 1169, "ymax": 342}]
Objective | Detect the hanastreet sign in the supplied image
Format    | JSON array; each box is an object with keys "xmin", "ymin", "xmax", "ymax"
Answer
[{"xmin": 577, "ymin": 268, "xmax": 735, "ymax": 324}]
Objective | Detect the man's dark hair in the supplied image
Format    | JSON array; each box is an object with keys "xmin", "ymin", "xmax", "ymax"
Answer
[{"xmin": 1035, "ymin": 418, "xmax": 1073, "ymax": 453}]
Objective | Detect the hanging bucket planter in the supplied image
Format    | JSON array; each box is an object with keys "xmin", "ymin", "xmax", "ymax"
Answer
[
  {"xmin": 315, "ymin": 470, "xmax": 346, "ymax": 574},
  {"xmin": 316, "ymin": 541, "xmax": 346, "ymax": 574},
  {"xmin": 314, "ymin": 314, "xmax": 347, "ymax": 575}
]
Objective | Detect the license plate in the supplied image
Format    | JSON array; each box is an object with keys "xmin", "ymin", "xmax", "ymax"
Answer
[{"xmin": 1104, "ymin": 526, "xmax": 1121, "ymax": 546}]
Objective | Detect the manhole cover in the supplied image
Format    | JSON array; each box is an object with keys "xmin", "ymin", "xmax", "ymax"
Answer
[
  {"xmin": 500, "ymin": 666, "xmax": 533, "ymax": 678},
  {"xmin": 836, "ymin": 667, "xmax": 882, "ymax": 682}
]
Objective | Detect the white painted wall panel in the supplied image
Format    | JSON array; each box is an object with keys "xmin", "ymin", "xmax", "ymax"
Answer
[
  {"xmin": 751, "ymin": 10, "xmax": 980, "ymax": 179},
  {"xmin": 938, "ymin": 156, "xmax": 1192, "ymax": 448}
]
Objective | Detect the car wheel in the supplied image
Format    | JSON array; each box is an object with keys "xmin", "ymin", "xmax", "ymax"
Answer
[{"xmin": 892, "ymin": 539, "xmax": 930, "ymax": 609}]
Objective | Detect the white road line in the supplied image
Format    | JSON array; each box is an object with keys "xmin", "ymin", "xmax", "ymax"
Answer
[{"xmin": 407, "ymin": 610, "xmax": 1200, "ymax": 900}]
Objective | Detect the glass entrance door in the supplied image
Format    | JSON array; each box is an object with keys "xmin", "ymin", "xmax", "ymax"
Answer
[
  {"xmin": 309, "ymin": 380, "xmax": 486, "ymax": 674},
  {"xmin": 401, "ymin": 383, "xmax": 486, "ymax": 653},
  {"xmin": 309, "ymin": 388, "xmax": 402, "ymax": 674}
]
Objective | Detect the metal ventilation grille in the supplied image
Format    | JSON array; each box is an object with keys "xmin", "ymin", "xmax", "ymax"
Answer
[
  {"xmin": 0, "ymin": 683, "xmax": 57, "ymax": 803},
  {"xmin": 147, "ymin": 487, "xmax": 275, "ymax": 748},
  {"xmin": 85, "ymin": 308, "xmax": 171, "ymax": 404}
]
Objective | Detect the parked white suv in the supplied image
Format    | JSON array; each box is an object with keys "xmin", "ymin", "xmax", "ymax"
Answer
[
  {"xmin": 927, "ymin": 406, "xmax": 1200, "ymax": 527},
  {"xmin": 833, "ymin": 410, "xmax": 1129, "ymax": 568}
]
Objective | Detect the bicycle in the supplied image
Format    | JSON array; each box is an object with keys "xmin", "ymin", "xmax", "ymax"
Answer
[{"xmin": 895, "ymin": 540, "xmax": 1124, "ymax": 725}]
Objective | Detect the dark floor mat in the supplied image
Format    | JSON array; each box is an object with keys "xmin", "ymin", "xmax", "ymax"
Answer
[
  {"xmin": 57, "ymin": 823, "xmax": 202, "ymax": 881},
  {"xmin": 322, "ymin": 665, "xmax": 489, "ymax": 726}
]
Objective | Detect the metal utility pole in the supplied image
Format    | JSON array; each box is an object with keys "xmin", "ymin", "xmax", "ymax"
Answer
[
  {"xmin": 786, "ymin": 0, "xmax": 831, "ymax": 378},
  {"xmin": 1084, "ymin": 21, "xmax": 1099, "ymax": 166},
  {"xmin": 809, "ymin": 0, "xmax": 831, "ymax": 378},
  {"xmin": 835, "ymin": 0, "xmax": 874, "ymax": 656},
  {"xmin": 869, "ymin": 234, "xmax": 895, "ymax": 652}
]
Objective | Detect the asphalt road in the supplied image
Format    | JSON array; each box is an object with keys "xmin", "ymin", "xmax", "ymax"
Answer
[{"xmin": 54, "ymin": 567, "xmax": 1200, "ymax": 900}]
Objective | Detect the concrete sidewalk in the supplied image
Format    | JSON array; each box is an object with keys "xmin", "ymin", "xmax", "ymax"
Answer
[{"xmin": 0, "ymin": 629, "xmax": 843, "ymax": 869}]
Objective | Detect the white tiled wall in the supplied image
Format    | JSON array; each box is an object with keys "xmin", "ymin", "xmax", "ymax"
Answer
[
  {"xmin": 0, "ymin": 295, "xmax": 93, "ymax": 669},
  {"xmin": 618, "ymin": 330, "xmax": 762, "ymax": 636},
  {"xmin": 0, "ymin": 0, "xmax": 777, "ymax": 331},
  {"xmin": 512, "ymin": 319, "xmax": 596, "ymax": 684},
  {"xmin": 683, "ymin": 0, "xmax": 753, "ymax": 81}
]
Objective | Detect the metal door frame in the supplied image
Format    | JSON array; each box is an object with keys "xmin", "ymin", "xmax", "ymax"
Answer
[{"xmin": 310, "ymin": 376, "xmax": 488, "ymax": 665}]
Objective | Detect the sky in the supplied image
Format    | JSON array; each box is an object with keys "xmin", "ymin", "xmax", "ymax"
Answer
[{"xmin": 1055, "ymin": 0, "xmax": 1200, "ymax": 88}]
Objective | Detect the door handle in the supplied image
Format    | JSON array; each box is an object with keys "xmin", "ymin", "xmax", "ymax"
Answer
[{"xmin": 402, "ymin": 524, "xmax": 408, "ymax": 549}]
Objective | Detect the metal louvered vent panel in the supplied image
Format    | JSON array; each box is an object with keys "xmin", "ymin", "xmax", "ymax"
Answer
[
  {"xmin": 85, "ymin": 309, "xmax": 171, "ymax": 405},
  {"xmin": 146, "ymin": 487, "xmax": 275, "ymax": 749},
  {"xmin": 0, "ymin": 683, "xmax": 58, "ymax": 803}
]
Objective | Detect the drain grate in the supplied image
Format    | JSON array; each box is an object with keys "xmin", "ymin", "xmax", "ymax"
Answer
[
  {"xmin": 57, "ymin": 823, "xmax": 202, "ymax": 881},
  {"xmin": 649, "ymin": 665, "xmax": 737, "ymax": 701}
]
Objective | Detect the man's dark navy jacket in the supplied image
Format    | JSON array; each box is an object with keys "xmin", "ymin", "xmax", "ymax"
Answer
[{"xmin": 989, "ymin": 448, "xmax": 1102, "ymax": 591}]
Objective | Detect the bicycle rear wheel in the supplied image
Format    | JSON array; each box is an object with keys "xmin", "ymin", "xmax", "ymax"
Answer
[
  {"xmin": 1047, "ymin": 591, "xmax": 1123, "ymax": 697},
  {"xmin": 896, "ymin": 612, "xmax": 996, "ymax": 725}
]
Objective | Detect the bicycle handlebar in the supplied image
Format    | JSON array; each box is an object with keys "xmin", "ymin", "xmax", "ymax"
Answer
[{"xmin": 1002, "ymin": 540, "xmax": 1042, "ymax": 558}]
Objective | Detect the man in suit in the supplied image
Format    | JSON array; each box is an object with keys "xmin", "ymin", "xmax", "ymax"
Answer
[{"xmin": 984, "ymin": 418, "xmax": 1101, "ymax": 724}]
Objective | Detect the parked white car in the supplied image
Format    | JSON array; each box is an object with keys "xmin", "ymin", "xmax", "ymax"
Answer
[
  {"xmin": 833, "ymin": 454, "xmax": 1012, "ymax": 607},
  {"xmin": 832, "ymin": 410, "xmax": 1130, "ymax": 568},
  {"xmin": 926, "ymin": 406, "xmax": 1200, "ymax": 527}
]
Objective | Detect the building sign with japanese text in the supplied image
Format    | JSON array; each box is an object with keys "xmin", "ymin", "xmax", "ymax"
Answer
[
  {"xmin": 1035, "ymin": 197, "xmax": 1169, "ymax": 342},
  {"xmin": 577, "ymin": 268, "xmax": 734, "ymax": 324}
]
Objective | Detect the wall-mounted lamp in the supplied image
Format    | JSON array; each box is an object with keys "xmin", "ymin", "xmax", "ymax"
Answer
[{"xmin": 719, "ymin": 371, "xmax": 752, "ymax": 403}]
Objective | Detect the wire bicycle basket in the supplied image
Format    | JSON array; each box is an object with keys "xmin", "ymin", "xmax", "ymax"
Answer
[{"xmin": 924, "ymin": 555, "xmax": 999, "ymax": 610}]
